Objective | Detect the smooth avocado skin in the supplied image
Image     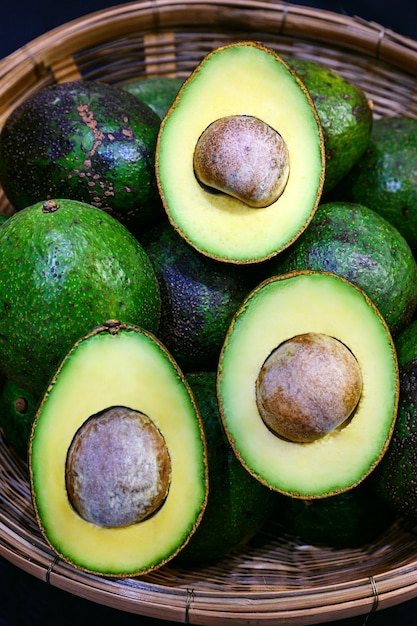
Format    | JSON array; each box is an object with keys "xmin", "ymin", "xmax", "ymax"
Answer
[
  {"xmin": 175, "ymin": 371, "xmax": 275, "ymax": 565},
  {"xmin": 142, "ymin": 220, "xmax": 253, "ymax": 371},
  {"xmin": 263, "ymin": 201, "xmax": 417, "ymax": 336},
  {"xmin": 29, "ymin": 321, "xmax": 208, "ymax": 577},
  {"xmin": 0, "ymin": 379, "xmax": 39, "ymax": 461},
  {"xmin": 285, "ymin": 57, "xmax": 373, "ymax": 194},
  {"xmin": 0, "ymin": 199, "xmax": 161, "ymax": 396},
  {"xmin": 0, "ymin": 80, "xmax": 162, "ymax": 232},
  {"xmin": 371, "ymin": 320, "xmax": 417, "ymax": 522},
  {"xmin": 217, "ymin": 271, "xmax": 399, "ymax": 498},
  {"xmin": 332, "ymin": 116, "xmax": 417, "ymax": 255},
  {"xmin": 156, "ymin": 42, "xmax": 324, "ymax": 263},
  {"xmin": 121, "ymin": 76, "xmax": 184, "ymax": 120}
]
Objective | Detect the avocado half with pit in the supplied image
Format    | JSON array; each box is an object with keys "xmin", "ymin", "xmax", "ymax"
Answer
[
  {"xmin": 29, "ymin": 321, "xmax": 208, "ymax": 577},
  {"xmin": 217, "ymin": 271, "xmax": 399, "ymax": 497},
  {"xmin": 156, "ymin": 42, "xmax": 325, "ymax": 264}
]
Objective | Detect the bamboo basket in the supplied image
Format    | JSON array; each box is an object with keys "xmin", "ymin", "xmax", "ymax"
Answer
[{"xmin": 1, "ymin": 1, "xmax": 417, "ymax": 624}]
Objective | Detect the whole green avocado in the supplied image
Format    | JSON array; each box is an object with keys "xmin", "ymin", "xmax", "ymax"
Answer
[
  {"xmin": 0, "ymin": 198, "xmax": 161, "ymax": 396},
  {"xmin": 0, "ymin": 80, "xmax": 162, "ymax": 233},
  {"xmin": 285, "ymin": 56, "xmax": 373, "ymax": 193}
]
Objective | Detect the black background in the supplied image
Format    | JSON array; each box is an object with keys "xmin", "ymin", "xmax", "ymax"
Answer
[{"xmin": 2, "ymin": 1, "xmax": 417, "ymax": 625}]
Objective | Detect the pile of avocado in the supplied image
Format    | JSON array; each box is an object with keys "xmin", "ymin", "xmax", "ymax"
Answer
[{"xmin": 0, "ymin": 41, "xmax": 415, "ymax": 578}]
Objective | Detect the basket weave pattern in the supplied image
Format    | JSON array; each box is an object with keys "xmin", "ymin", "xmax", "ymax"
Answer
[{"xmin": 1, "ymin": 1, "xmax": 417, "ymax": 624}]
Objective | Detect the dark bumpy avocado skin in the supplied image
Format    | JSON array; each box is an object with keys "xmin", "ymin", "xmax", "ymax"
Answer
[
  {"xmin": 0, "ymin": 80, "xmax": 161, "ymax": 232},
  {"xmin": 175, "ymin": 371, "xmax": 275, "ymax": 564},
  {"xmin": 0, "ymin": 379, "xmax": 39, "ymax": 461},
  {"xmin": 262, "ymin": 202, "xmax": 417, "ymax": 336},
  {"xmin": 142, "ymin": 221, "xmax": 253, "ymax": 371},
  {"xmin": 285, "ymin": 57, "xmax": 372, "ymax": 193},
  {"xmin": 333, "ymin": 116, "xmax": 417, "ymax": 255}
]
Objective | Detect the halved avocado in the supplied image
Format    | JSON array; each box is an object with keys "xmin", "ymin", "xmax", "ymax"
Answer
[
  {"xmin": 156, "ymin": 42, "xmax": 325, "ymax": 264},
  {"xmin": 29, "ymin": 321, "xmax": 208, "ymax": 577},
  {"xmin": 217, "ymin": 271, "xmax": 399, "ymax": 498}
]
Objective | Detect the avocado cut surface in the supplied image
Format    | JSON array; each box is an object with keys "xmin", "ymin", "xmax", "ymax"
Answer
[
  {"xmin": 29, "ymin": 322, "xmax": 208, "ymax": 577},
  {"xmin": 156, "ymin": 42, "xmax": 324, "ymax": 263},
  {"xmin": 0, "ymin": 198, "xmax": 161, "ymax": 396},
  {"xmin": 217, "ymin": 271, "xmax": 399, "ymax": 498}
]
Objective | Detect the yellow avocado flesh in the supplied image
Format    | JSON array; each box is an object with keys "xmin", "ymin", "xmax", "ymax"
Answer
[
  {"xmin": 156, "ymin": 42, "xmax": 324, "ymax": 263},
  {"xmin": 30, "ymin": 325, "xmax": 207, "ymax": 576},
  {"xmin": 217, "ymin": 272, "xmax": 399, "ymax": 497}
]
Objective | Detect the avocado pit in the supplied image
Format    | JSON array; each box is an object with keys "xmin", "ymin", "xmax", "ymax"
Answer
[
  {"xmin": 193, "ymin": 115, "xmax": 290, "ymax": 208},
  {"xmin": 65, "ymin": 406, "xmax": 171, "ymax": 527},
  {"xmin": 255, "ymin": 332, "xmax": 363, "ymax": 443}
]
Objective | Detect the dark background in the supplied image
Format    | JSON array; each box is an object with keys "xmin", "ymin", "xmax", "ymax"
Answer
[{"xmin": 2, "ymin": 1, "xmax": 417, "ymax": 625}]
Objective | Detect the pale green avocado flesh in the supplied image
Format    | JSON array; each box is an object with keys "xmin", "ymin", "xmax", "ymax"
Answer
[
  {"xmin": 30, "ymin": 322, "xmax": 208, "ymax": 577},
  {"xmin": 156, "ymin": 42, "xmax": 324, "ymax": 263},
  {"xmin": 217, "ymin": 271, "xmax": 399, "ymax": 497}
]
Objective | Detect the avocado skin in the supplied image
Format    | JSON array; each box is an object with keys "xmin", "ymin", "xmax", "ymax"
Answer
[
  {"xmin": 262, "ymin": 201, "xmax": 417, "ymax": 336},
  {"xmin": 285, "ymin": 57, "xmax": 372, "ymax": 193},
  {"xmin": 0, "ymin": 379, "xmax": 39, "ymax": 461},
  {"xmin": 371, "ymin": 344, "xmax": 417, "ymax": 522},
  {"xmin": 142, "ymin": 221, "xmax": 252, "ymax": 371},
  {"xmin": 0, "ymin": 199, "xmax": 161, "ymax": 396},
  {"xmin": 175, "ymin": 371, "xmax": 275, "ymax": 565},
  {"xmin": 281, "ymin": 481, "xmax": 395, "ymax": 549},
  {"xmin": 332, "ymin": 116, "xmax": 417, "ymax": 255},
  {"xmin": 121, "ymin": 77, "xmax": 184, "ymax": 120},
  {"xmin": 0, "ymin": 80, "xmax": 162, "ymax": 233}
]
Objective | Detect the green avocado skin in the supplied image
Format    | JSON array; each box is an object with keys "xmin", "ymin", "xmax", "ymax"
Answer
[
  {"xmin": 0, "ymin": 379, "xmax": 39, "ymax": 461},
  {"xmin": 0, "ymin": 199, "xmax": 161, "ymax": 396},
  {"xmin": 285, "ymin": 57, "xmax": 372, "ymax": 193},
  {"xmin": 262, "ymin": 201, "xmax": 417, "ymax": 336},
  {"xmin": 175, "ymin": 371, "xmax": 275, "ymax": 565},
  {"xmin": 0, "ymin": 80, "xmax": 161, "ymax": 232},
  {"xmin": 371, "ymin": 336, "xmax": 417, "ymax": 522},
  {"xmin": 121, "ymin": 77, "xmax": 184, "ymax": 120},
  {"xmin": 333, "ymin": 116, "xmax": 417, "ymax": 255},
  {"xmin": 142, "ymin": 221, "xmax": 253, "ymax": 371}
]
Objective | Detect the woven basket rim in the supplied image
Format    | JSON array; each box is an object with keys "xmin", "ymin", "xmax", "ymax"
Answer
[{"xmin": 2, "ymin": 1, "xmax": 417, "ymax": 624}]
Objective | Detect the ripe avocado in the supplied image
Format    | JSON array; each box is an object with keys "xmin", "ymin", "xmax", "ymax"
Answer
[
  {"xmin": 263, "ymin": 201, "xmax": 417, "ymax": 336},
  {"xmin": 217, "ymin": 270, "xmax": 399, "ymax": 498},
  {"xmin": 332, "ymin": 116, "xmax": 417, "ymax": 255},
  {"xmin": 285, "ymin": 57, "xmax": 373, "ymax": 194},
  {"xmin": 0, "ymin": 80, "xmax": 162, "ymax": 232},
  {"xmin": 142, "ymin": 220, "xmax": 253, "ymax": 371},
  {"xmin": 175, "ymin": 371, "xmax": 275, "ymax": 565},
  {"xmin": 29, "ymin": 321, "xmax": 208, "ymax": 577},
  {"xmin": 0, "ymin": 199, "xmax": 161, "ymax": 396},
  {"xmin": 121, "ymin": 76, "xmax": 184, "ymax": 120},
  {"xmin": 156, "ymin": 42, "xmax": 325, "ymax": 263},
  {"xmin": 371, "ymin": 319, "xmax": 417, "ymax": 522},
  {"xmin": 0, "ymin": 379, "xmax": 39, "ymax": 460}
]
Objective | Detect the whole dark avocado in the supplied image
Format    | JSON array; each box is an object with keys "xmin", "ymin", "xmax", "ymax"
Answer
[
  {"xmin": 261, "ymin": 201, "xmax": 417, "ymax": 336},
  {"xmin": 175, "ymin": 371, "xmax": 275, "ymax": 565},
  {"xmin": 371, "ymin": 319, "xmax": 417, "ymax": 522},
  {"xmin": 332, "ymin": 116, "xmax": 417, "ymax": 255},
  {"xmin": 0, "ymin": 379, "xmax": 39, "ymax": 461},
  {"xmin": 285, "ymin": 56, "xmax": 373, "ymax": 193},
  {"xmin": 142, "ymin": 220, "xmax": 253, "ymax": 371},
  {"xmin": 121, "ymin": 76, "xmax": 184, "ymax": 120},
  {"xmin": 0, "ymin": 80, "xmax": 162, "ymax": 233}
]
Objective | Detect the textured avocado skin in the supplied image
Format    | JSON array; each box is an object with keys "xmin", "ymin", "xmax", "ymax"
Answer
[
  {"xmin": 0, "ymin": 80, "xmax": 161, "ymax": 232},
  {"xmin": 122, "ymin": 77, "xmax": 183, "ymax": 120},
  {"xmin": 143, "ymin": 221, "xmax": 253, "ymax": 371},
  {"xmin": 0, "ymin": 379, "xmax": 39, "ymax": 461},
  {"xmin": 0, "ymin": 199, "xmax": 161, "ymax": 396},
  {"xmin": 175, "ymin": 371, "xmax": 275, "ymax": 564},
  {"xmin": 262, "ymin": 201, "xmax": 417, "ymax": 336},
  {"xmin": 333, "ymin": 116, "xmax": 417, "ymax": 255},
  {"xmin": 285, "ymin": 57, "xmax": 372, "ymax": 193}
]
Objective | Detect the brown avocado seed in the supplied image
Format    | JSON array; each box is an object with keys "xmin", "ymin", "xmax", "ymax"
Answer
[
  {"xmin": 255, "ymin": 332, "xmax": 363, "ymax": 443},
  {"xmin": 193, "ymin": 115, "xmax": 290, "ymax": 208},
  {"xmin": 65, "ymin": 406, "xmax": 171, "ymax": 527}
]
